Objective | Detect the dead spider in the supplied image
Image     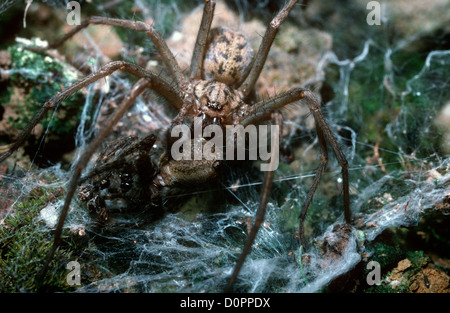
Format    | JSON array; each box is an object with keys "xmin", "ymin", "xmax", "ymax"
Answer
[{"xmin": 0, "ymin": 0, "xmax": 350, "ymax": 291}]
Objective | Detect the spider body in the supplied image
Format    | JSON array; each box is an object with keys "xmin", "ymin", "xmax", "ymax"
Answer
[
  {"xmin": 0, "ymin": 0, "xmax": 352, "ymax": 291},
  {"xmin": 78, "ymin": 134, "xmax": 163, "ymax": 222},
  {"xmin": 78, "ymin": 25, "xmax": 254, "ymax": 220},
  {"xmin": 141, "ymin": 27, "xmax": 255, "ymax": 198},
  {"xmin": 203, "ymin": 27, "xmax": 254, "ymax": 87}
]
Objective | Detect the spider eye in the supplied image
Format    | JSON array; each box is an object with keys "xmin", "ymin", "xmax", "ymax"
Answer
[
  {"xmin": 120, "ymin": 172, "xmax": 133, "ymax": 191},
  {"xmin": 207, "ymin": 100, "xmax": 223, "ymax": 110},
  {"xmin": 120, "ymin": 181, "xmax": 132, "ymax": 191},
  {"xmin": 100, "ymin": 178, "xmax": 110, "ymax": 189}
]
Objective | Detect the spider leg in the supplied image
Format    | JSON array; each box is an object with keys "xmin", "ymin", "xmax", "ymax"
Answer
[
  {"xmin": 299, "ymin": 122, "xmax": 328, "ymax": 248},
  {"xmin": 308, "ymin": 96, "xmax": 351, "ymax": 225},
  {"xmin": 27, "ymin": 16, "xmax": 187, "ymax": 88},
  {"xmin": 0, "ymin": 61, "xmax": 182, "ymax": 163},
  {"xmin": 189, "ymin": 0, "xmax": 216, "ymax": 79},
  {"xmin": 225, "ymin": 112, "xmax": 282, "ymax": 292},
  {"xmin": 239, "ymin": 88, "xmax": 351, "ymax": 244},
  {"xmin": 240, "ymin": 88, "xmax": 304, "ymax": 127},
  {"xmin": 237, "ymin": 0, "xmax": 298, "ymax": 100},
  {"xmin": 36, "ymin": 78, "xmax": 152, "ymax": 285}
]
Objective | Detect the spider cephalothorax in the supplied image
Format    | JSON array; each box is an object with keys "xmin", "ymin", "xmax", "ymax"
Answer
[
  {"xmin": 192, "ymin": 80, "xmax": 244, "ymax": 124},
  {"xmin": 0, "ymin": 0, "xmax": 351, "ymax": 291}
]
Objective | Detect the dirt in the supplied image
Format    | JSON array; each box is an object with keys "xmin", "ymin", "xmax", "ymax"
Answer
[
  {"xmin": 387, "ymin": 257, "xmax": 450, "ymax": 293},
  {"xmin": 409, "ymin": 263, "xmax": 450, "ymax": 293}
]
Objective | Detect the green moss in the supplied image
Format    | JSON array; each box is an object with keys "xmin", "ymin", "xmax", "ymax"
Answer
[
  {"xmin": 324, "ymin": 34, "xmax": 449, "ymax": 169},
  {"xmin": 365, "ymin": 283, "xmax": 398, "ymax": 293},
  {"xmin": 391, "ymin": 51, "xmax": 428, "ymax": 88},
  {"xmin": 405, "ymin": 250, "xmax": 428, "ymax": 269},
  {"xmin": 365, "ymin": 250, "xmax": 429, "ymax": 293},
  {"xmin": 0, "ymin": 84, "xmax": 12, "ymax": 106},
  {"xmin": 368, "ymin": 242, "xmax": 405, "ymax": 272},
  {"xmin": 6, "ymin": 41, "xmax": 84, "ymax": 137},
  {"xmin": 0, "ymin": 185, "xmax": 78, "ymax": 292}
]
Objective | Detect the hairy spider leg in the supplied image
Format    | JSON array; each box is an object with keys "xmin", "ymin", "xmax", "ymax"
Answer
[
  {"xmin": 35, "ymin": 77, "xmax": 157, "ymax": 285},
  {"xmin": 26, "ymin": 16, "xmax": 187, "ymax": 89},
  {"xmin": 299, "ymin": 120, "xmax": 328, "ymax": 248},
  {"xmin": 237, "ymin": 0, "xmax": 298, "ymax": 100},
  {"xmin": 307, "ymin": 91, "xmax": 350, "ymax": 225},
  {"xmin": 189, "ymin": 0, "xmax": 216, "ymax": 80},
  {"xmin": 225, "ymin": 112, "xmax": 282, "ymax": 292},
  {"xmin": 0, "ymin": 61, "xmax": 180, "ymax": 284},
  {"xmin": 239, "ymin": 88, "xmax": 351, "ymax": 248},
  {"xmin": 0, "ymin": 61, "xmax": 181, "ymax": 163}
]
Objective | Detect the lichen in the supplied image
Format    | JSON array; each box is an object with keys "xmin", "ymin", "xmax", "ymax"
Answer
[{"xmin": 5, "ymin": 40, "xmax": 85, "ymax": 137}]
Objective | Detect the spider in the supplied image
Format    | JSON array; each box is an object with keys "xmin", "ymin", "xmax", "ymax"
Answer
[{"xmin": 0, "ymin": 0, "xmax": 350, "ymax": 291}]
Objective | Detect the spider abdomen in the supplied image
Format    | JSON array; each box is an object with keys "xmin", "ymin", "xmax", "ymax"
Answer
[{"xmin": 203, "ymin": 27, "xmax": 253, "ymax": 87}]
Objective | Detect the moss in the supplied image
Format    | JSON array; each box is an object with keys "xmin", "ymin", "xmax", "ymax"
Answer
[
  {"xmin": 367, "ymin": 242, "xmax": 405, "ymax": 272},
  {"xmin": 365, "ymin": 251, "xmax": 430, "ymax": 293},
  {"xmin": 0, "ymin": 185, "xmax": 79, "ymax": 292},
  {"xmin": 5, "ymin": 41, "xmax": 85, "ymax": 137},
  {"xmin": 324, "ymin": 33, "xmax": 448, "ymax": 169},
  {"xmin": 0, "ymin": 84, "xmax": 12, "ymax": 107}
]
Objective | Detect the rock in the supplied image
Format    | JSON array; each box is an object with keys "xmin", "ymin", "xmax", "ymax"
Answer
[
  {"xmin": 62, "ymin": 24, "xmax": 124, "ymax": 61},
  {"xmin": 436, "ymin": 101, "xmax": 450, "ymax": 154},
  {"xmin": 384, "ymin": 0, "xmax": 450, "ymax": 38},
  {"xmin": 388, "ymin": 259, "xmax": 411, "ymax": 282},
  {"xmin": 0, "ymin": 50, "xmax": 11, "ymax": 70},
  {"xmin": 385, "ymin": 255, "xmax": 450, "ymax": 293},
  {"xmin": 409, "ymin": 264, "xmax": 450, "ymax": 293},
  {"xmin": 167, "ymin": 1, "xmax": 332, "ymax": 96}
]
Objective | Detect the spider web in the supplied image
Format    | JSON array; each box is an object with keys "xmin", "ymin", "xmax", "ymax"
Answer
[
  {"xmin": 76, "ymin": 8, "xmax": 450, "ymax": 292},
  {"xmin": 1, "ymin": 0, "xmax": 449, "ymax": 293}
]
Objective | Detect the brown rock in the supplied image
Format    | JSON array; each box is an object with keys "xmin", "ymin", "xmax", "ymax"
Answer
[{"xmin": 409, "ymin": 264, "xmax": 450, "ymax": 293}]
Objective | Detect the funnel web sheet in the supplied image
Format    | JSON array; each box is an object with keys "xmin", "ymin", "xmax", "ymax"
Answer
[{"xmin": 0, "ymin": 1, "xmax": 449, "ymax": 293}]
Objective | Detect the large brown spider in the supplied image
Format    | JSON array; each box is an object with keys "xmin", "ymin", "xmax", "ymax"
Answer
[{"xmin": 0, "ymin": 0, "xmax": 350, "ymax": 291}]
